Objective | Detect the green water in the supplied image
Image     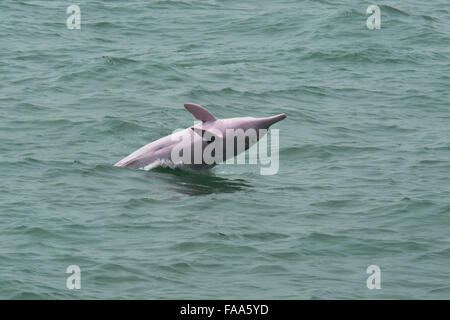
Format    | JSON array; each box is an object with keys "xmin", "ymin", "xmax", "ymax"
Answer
[{"xmin": 0, "ymin": 0, "xmax": 449, "ymax": 299}]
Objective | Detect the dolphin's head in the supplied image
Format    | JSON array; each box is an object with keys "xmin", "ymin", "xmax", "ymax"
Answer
[
  {"xmin": 185, "ymin": 102, "xmax": 287, "ymax": 135},
  {"xmin": 218, "ymin": 113, "xmax": 287, "ymax": 134},
  {"xmin": 185, "ymin": 103, "xmax": 286, "ymax": 160}
]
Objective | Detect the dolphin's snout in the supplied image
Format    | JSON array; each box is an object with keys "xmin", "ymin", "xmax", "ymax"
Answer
[
  {"xmin": 273, "ymin": 113, "xmax": 287, "ymax": 122},
  {"xmin": 259, "ymin": 113, "xmax": 287, "ymax": 128}
]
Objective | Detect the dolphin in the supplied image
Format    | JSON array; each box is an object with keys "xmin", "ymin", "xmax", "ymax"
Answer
[{"xmin": 114, "ymin": 103, "xmax": 286, "ymax": 170}]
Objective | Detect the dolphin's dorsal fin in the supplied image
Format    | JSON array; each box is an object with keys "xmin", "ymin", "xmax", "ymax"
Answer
[{"xmin": 184, "ymin": 103, "xmax": 216, "ymax": 122}]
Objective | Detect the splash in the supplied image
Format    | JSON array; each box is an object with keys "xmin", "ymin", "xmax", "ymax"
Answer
[{"xmin": 142, "ymin": 158, "xmax": 179, "ymax": 171}]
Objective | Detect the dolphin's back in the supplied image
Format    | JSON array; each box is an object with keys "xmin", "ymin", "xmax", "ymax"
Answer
[{"xmin": 114, "ymin": 131, "xmax": 185, "ymax": 168}]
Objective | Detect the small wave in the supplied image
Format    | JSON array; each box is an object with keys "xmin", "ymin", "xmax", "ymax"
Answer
[
  {"xmin": 242, "ymin": 232, "xmax": 290, "ymax": 241},
  {"xmin": 102, "ymin": 56, "xmax": 140, "ymax": 65},
  {"xmin": 248, "ymin": 264, "xmax": 289, "ymax": 274},
  {"xmin": 87, "ymin": 21, "xmax": 121, "ymax": 29},
  {"xmin": 160, "ymin": 262, "xmax": 195, "ymax": 274},
  {"xmin": 100, "ymin": 117, "xmax": 147, "ymax": 134},
  {"xmin": 380, "ymin": 5, "xmax": 410, "ymax": 16}
]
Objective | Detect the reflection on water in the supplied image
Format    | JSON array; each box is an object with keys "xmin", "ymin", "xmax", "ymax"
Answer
[{"xmin": 149, "ymin": 167, "xmax": 251, "ymax": 196}]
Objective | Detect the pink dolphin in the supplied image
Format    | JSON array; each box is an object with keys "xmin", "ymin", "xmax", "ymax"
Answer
[{"xmin": 114, "ymin": 103, "xmax": 286, "ymax": 169}]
